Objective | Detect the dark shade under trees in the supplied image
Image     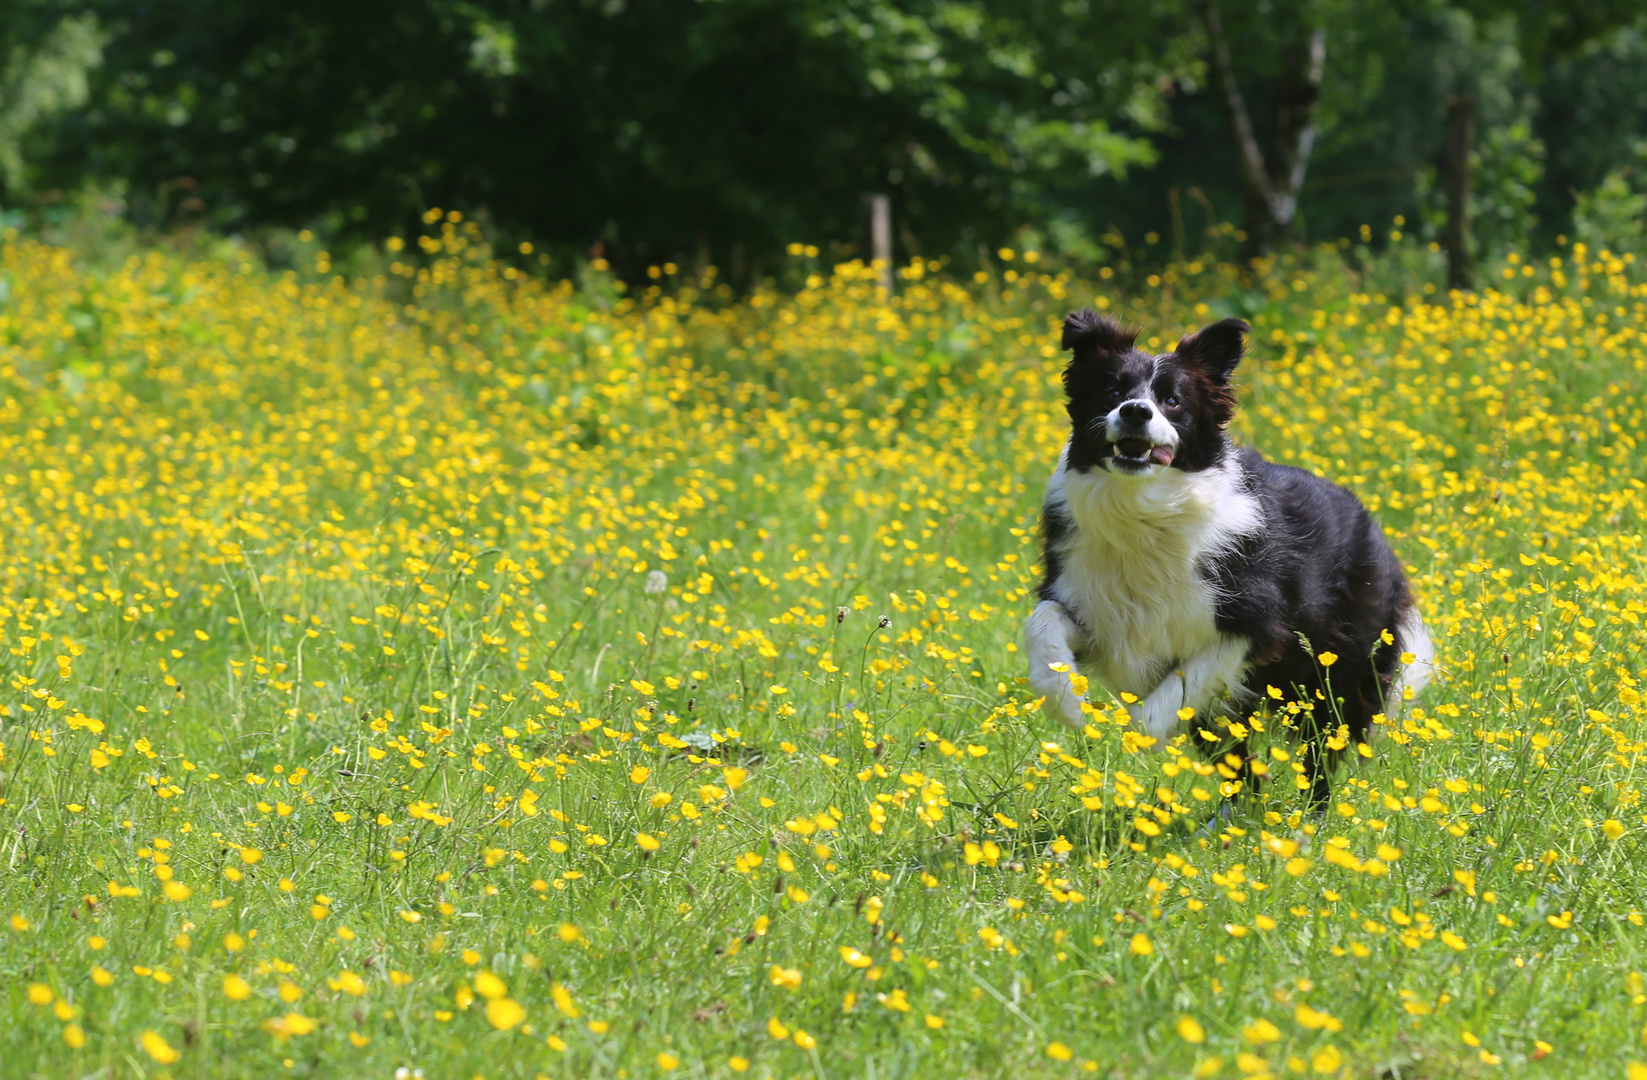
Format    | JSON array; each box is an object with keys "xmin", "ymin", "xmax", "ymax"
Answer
[{"xmin": 4, "ymin": 0, "xmax": 1647, "ymax": 275}]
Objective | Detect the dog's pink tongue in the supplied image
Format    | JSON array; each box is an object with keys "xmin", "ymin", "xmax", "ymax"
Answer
[{"xmin": 1149, "ymin": 445, "xmax": 1175, "ymax": 467}]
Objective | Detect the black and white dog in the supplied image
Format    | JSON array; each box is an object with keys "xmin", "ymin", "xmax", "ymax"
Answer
[{"xmin": 1026, "ymin": 311, "xmax": 1432, "ymax": 806}]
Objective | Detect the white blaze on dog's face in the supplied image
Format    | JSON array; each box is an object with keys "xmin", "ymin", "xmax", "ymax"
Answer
[
  {"xmin": 1102, "ymin": 381, "xmax": 1181, "ymax": 473},
  {"xmin": 1059, "ymin": 312, "xmax": 1250, "ymax": 476}
]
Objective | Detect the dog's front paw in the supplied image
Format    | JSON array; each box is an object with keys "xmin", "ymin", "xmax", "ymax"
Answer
[
  {"xmin": 1032, "ymin": 674, "xmax": 1088, "ymax": 730},
  {"xmin": 1127, "ymin": 674, "xmax": 1185, "ymax": 742}
]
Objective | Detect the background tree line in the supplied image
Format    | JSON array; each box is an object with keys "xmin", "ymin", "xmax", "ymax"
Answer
[{"xmin": 1, "ymin": 0, "xmax": 1645, "ymax": 278}]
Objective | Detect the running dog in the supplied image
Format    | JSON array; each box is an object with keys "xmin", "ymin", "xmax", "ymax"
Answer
[{"xmin": 1025, "ymin": 310, "xmax": 1433, "ymax": 806}]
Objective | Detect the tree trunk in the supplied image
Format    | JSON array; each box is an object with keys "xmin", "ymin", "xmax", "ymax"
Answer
[
  {"xmin": 1202, "ymin": 1, "xmax": 1326, "ymax": 260},
  {"xmin": 1443, "ymin": 94, "xmax": 1475, "ymax": 291}
]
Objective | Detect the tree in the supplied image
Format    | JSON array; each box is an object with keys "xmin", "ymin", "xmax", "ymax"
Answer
[
  {"xmin": 1200, "ymin": 0, "xmax": 1326, "ymax": 259},
  {"xmin": 26, "ymin": 0, "xmax": 1196, "ymax": 271},
  {"xmin": 0, "ymin": 1, "xmax": 102, "ymax": 200}
]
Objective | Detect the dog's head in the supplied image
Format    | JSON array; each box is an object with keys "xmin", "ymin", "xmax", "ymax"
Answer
[{"xmin": 1058, "ymin": 310, "xmax": 1249, "ymax": 475}]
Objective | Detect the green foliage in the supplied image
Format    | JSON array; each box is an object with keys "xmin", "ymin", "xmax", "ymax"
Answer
[
  {"xmin": 1572, "ymin": 160, "xmax": 1647, "ymax": 255},
  {"xmin": 3, "ymin": 1, "xmax": 1646, "ymax": 271},
  {"xmin": 1535, "ymin": 23, "xmax": 1647, "ymax": 244},
  {"xmin": 0, "ymin": 5, "xmax": 102, "ymax": 195},
  {"xmin": 21, "ymin": 0, "xmax": 1197, "ymax": 271}
]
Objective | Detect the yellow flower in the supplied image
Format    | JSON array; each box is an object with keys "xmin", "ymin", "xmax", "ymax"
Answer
[
  {"xmin": 140, "ymin": 1030, "xmax": 181, "ymax": 1063},
  {"xmin": 223, "ymin": 974, "xmax": 252, "ymax": 1000},
  {"xmin": 1604, "ymin": 819, "xmax": 1626, "ymax": 839},
  {"xmin": 26, "ymin": 983, "xmax": 53, "ymax": 1005},
  {"xmin": 1176, "ymin": 1015, "xmax": 1206, "ymax": 1043},
  {"xmin": 261, "ymin": 1013, "xmax": 318, "ymax": 1038},
  {"xmin": 657, "ymin": 1051, "xmax": 680, "ymax": 1070},
  {"xmin": 485, "ymin": 996, "xmax": 526, "ymax": 1030},
  {"xmin": 1242, "ymin": 1018, "xmax": 1281, "ymax": 1045},
  {"xmin": 1130, "ymin": 933, "xmax": 1153, "ymax": 956},
  {"xmin": 1294, "ymin": 1003, "xmax": 1342, "ymax": 1031},
  {"xmin": 1317, "ymin": 651, "xmax": 1338, "ymax": 666},
  {"xmin": 1046, "ymin": 1041, "xmax": 1074, "ymax": 1062},
  {"xmin": 329, "ymin": 970, "xmax": 367, "ymax": 996},
  {"xmin": 637, "ymin": 832, "xmax": 661, "ymax": 851},
  {"xmin": 473, "ymin": 971, "xmax": 507, "ymax": 1000}
]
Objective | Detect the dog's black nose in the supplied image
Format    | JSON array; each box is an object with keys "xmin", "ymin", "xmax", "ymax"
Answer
[{"xmin": 1118, "ymin": 400, "xmax": 1152, "ymax": 424}]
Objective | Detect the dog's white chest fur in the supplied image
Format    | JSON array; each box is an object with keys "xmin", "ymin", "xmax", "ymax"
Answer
[{"xmin": 1045, "ymin": 444, "xmax": 1261, "ymax": 695}]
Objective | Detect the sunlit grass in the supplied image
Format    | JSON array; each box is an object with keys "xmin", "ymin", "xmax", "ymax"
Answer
[{"xmin": 2, "ymin": 217, "xmax": 1647, "ymax": 1078}]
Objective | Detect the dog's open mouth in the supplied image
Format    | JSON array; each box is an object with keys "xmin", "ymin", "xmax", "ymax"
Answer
[{"xmin": 1113, "ymin": 438, "xmax": 1175, "ymax": 467}]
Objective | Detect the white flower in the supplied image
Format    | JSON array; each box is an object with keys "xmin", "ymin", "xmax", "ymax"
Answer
[{"xmin": 644, "ymin": 570, "xmax": 669, "ymax": 595}]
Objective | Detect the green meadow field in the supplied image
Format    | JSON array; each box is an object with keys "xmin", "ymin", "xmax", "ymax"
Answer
[{"xmin": 4, "ymin": 220, "xmax": 1647, "ymax": 1079}]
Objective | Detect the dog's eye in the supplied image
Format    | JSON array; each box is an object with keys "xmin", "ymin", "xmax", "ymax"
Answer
[{"xmin": 1165, "ymin": 395, "xmax": 1180, "ymax": 408}]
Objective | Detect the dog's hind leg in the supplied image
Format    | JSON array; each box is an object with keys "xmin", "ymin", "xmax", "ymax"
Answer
[
  {"xmin": 1299, "ymin": 739, "xmax": 1334, "ymax": 814},
  {"xmin": 1026, "ymin": 600, "xmax": 1088, "ymax": 729},
  {"xmin": 1191, "ymin": 800, "xmax": 1235, "ymax": 840},
  {"xmin": 1190, "ymin": 712, "xmax": 1262, "ymax": 837}
]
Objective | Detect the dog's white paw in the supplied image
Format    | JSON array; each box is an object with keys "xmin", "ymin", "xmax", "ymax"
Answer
[
  {"xmin": 1048, "ymin": 689, "xmax": 1088, "ymax": 730},
  {"xmin": 1128, "ymin": 673, "xmax": 1185, "ymax": 741},
  {"xmin": 1031, "ymin": 673, "xmax": 1088, "ymax": 730},
  {"xmin": 1024, "ymin": 601, "xmax": 1087, "ymax": 730}
]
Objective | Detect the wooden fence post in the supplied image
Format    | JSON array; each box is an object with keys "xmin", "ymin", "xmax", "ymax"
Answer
[
  {"xmin": 864, "ymin": 193, "xmax": 892, "ymax": 293},
  {"xmin": 1444, "ymin": 94, "xmax": 1475, "ymax": 292}
]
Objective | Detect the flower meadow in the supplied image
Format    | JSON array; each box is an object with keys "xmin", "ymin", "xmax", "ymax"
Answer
[{"xmin": 3, "ymin": 218, "xmax": 1647, "ymax": 1080}]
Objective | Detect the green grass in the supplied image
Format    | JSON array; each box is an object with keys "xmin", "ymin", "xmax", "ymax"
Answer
[{"xmin": 2, "ymin": 223, "xmax": 1647, "ymax": 1079}]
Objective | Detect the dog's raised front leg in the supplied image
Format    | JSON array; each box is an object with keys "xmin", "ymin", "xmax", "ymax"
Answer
[
  {"xmin": 1130, "ymin": 637, "xmax": 1250, "ymax": 741},
  {"xmin": 1025, "ymin": 600, "xmax": 1087, "ymax": 729}
]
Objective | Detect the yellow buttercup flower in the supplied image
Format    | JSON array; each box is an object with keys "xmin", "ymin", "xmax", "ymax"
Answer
[
  {"xmin": 140, "ymin": 1030, "xmax": 181, "ymax": 1063},
  {"xmin": 485, "ymin": 997, "xmax": 526, "ymax": 1030}
]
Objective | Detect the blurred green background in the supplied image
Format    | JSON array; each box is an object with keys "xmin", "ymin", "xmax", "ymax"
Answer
[{"xmin": 1, "ymin": 0, "xmax": 1644, "ymax": 275}]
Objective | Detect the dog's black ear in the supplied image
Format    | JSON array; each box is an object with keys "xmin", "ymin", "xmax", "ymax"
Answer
[
  {"xmin": 1175, "ymin": 317, "xmax": 1249, "ymax": 383},
  {"xmin": 1061, "ymin": 310, "xmax": 1138, "ymax": 360}
]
